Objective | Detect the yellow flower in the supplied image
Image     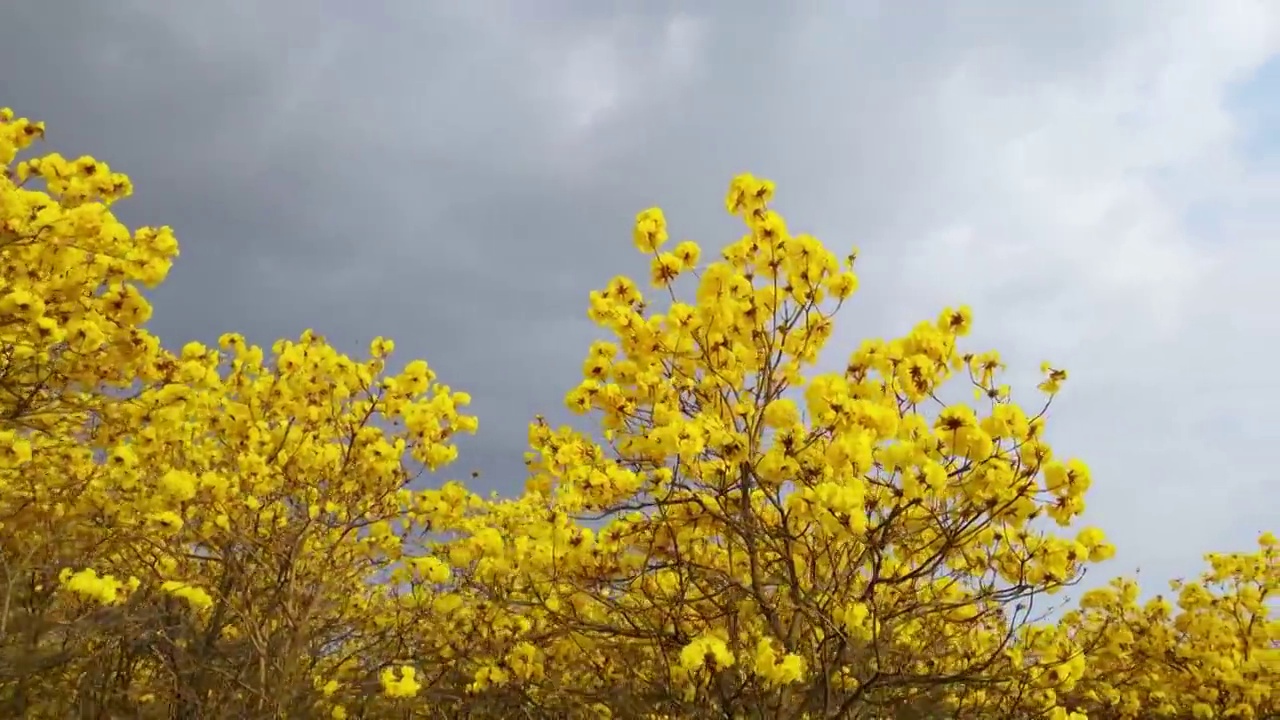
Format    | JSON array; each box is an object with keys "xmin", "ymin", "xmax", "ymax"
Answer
[
  {"xmin": 761, "ymin": 398, "xmax": 800, "ymax": 429},
  {"xmin": 633, "ymin": 207, "xmax": 668, "ymax": 253},
  {"xmin": 650, "ymin": 252, "xmax": 683, "ymax": 287},
  {"xmin": 158, "ymin": 469, "xmax": 198, "ymax": 502},
  {"xmin": 160, "ymin": 581, "xmax": 214, "ymax": 611},
  {"xmin": 938, "ymin": 305, "xmax": 973, "ymax": 336},
  {"xmin": 678, "ymin": 635, "xmax": 734, "ymax": 673},
  {"xmin": 672, "ymin": 240, "xmax": 701, "ymax": 269},
  {"xmin": 379, "ymin": 665, "xmax": 421, "ymax": 698},
  {"xmin": 59, "ymin": 568, "xmax": 128, "ymax": 605}
]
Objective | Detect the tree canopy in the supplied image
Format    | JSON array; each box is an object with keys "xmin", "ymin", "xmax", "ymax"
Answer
[{"xmin": 1, "ymin": 107, "xmax": 1276, "ymax": 719}]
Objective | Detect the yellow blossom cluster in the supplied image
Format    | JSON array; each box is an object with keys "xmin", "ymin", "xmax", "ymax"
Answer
[{"xmin": 1, "ymin": 107, "xmax": 1275, "ymax": 719}]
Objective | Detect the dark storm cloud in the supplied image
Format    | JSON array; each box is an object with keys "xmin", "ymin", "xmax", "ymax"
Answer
[
  {"xmin": 1, "ymin": 1, "xmax": 968, "ymax": 491},
  {"xmin": 2, "ymin": 1, "xmax": 760, "ymax": 489}
]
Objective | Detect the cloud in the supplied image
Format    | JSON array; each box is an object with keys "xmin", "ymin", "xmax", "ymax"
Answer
[
  {"xmin": 878, "ymin": 0, "xmax": 1280, "ymax": 589},
  {"xmin": 3, "ymin": 1, "xmax": 1277, "ymax": 595}
]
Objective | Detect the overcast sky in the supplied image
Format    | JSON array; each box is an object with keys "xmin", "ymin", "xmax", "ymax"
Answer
[{"xmin": 3, "ymin": 1, "xmax": 1277, "ymax": 596}]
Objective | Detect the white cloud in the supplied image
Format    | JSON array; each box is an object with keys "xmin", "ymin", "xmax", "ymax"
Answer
[
  {"xmin": 544, "ymin": 13, "xmax": 706, "ymax": 136},
  {"xmin": 877, "ymin": 1, "xmax": 1280, "ymax": 590},
  {"xmin": 658, "ymin": 13, "xmax": 707, "ymax": 81},
  {"xmin": 555, "ymin": 33, "xmax": 623, "ymax": 133}
]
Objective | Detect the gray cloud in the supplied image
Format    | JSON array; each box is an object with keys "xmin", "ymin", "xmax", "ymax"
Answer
[{"xmin": 4, "ymin": 1, "xmax": 1278, "ymax": 593}]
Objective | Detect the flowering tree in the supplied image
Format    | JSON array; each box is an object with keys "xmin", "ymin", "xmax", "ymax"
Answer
[
  {"xmin": 1, "ymin": 106, "xmax": 1275, "ymax": 720},
  {"xmin": 0, "ymin": 107, "xmax": 485, "ymax": 718},
  {"xmin": 1049, "ymin": 535, "xmax": 1278, "ymax": 720},
  {"xmin": 425, "ymin": 173, "xmax": 1123, "ymax": 719}
]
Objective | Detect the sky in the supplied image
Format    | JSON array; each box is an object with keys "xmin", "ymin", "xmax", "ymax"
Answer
[{"xmin": 2, "ymin": 0, "xmax": 1278, "ymax": 598}]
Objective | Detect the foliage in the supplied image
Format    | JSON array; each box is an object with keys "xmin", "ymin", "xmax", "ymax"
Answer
[{"xmin": 1, "ymin": 107, "xmax": 1275, "ymax": 719}]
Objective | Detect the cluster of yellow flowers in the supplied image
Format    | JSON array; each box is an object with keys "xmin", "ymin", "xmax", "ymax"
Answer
[{"xmin": 1, "ymin": 107, "xmax": 1275, "ymax": 719}]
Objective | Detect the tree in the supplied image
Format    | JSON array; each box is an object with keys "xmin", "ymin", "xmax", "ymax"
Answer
[
  {"xmin": 1, "ymin": 106, "xmax": 178, "ymax": 714},
  {"xmin": 424, "ymin": 173, "xmax": 1121, "ymax": 719},
  {"xmin": 1, "ymin": 107, "xmax": 487, "ymax": 718},
  {"xmin": 1050, "ymin": 534, "xmax": 1278, "ymax": 720},
  {"xmin": 2, "ymin": 105, "xmax": 1275, "ymax": 720}
]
